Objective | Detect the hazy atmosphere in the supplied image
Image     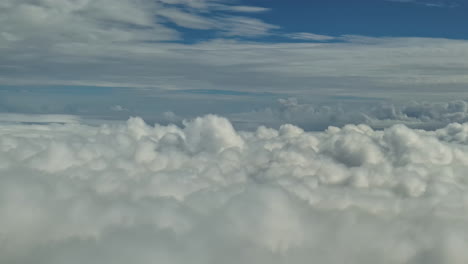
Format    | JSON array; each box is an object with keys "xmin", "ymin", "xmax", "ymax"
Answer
[{"xmin": 1, "ymin": 0, "xmax": 468, "ymax": 263}]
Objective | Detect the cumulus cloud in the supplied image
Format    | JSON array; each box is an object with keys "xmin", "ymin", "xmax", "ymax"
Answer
[
  {"xmin": 110, "ymin": 105, "xmax": 128, "ymax": 112},
  {"xmin": 1, "ymin": 115, "xmax": 468, "ymax": 263},
  {"xmin": 229, "ymin": 98, "xmax": 468, "ymax": 131},
  {"xmin": 3, "ymin": 87, "xmax": 468, "ymax": 131}
]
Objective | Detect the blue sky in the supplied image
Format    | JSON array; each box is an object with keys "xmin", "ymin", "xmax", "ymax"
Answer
[
  {"xmin": 177, "ymin": 0, "xmax": 468, "ymax": 42},
  {"xmin": 1, "ymin": 0, "xmax": 468, "ymax": 127},
  {"xmin": 256, "ymin": 0, "xmax": 467, "ymax": 38}
]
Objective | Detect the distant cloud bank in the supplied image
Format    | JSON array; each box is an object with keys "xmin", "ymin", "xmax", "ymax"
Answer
[{"xmin": 230, "ymin": 98, "xmax": 468, "ymax": 130}]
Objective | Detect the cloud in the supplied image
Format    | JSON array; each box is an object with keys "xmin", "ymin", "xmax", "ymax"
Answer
[
  {"xmin": 1, "ymin": 1, "xmax": 468, "ymax": 99},
  {"xmin": 2, "ymin": 87, "xmax": 468, "ymax": 132},
  {"xmin": 1, "ymin": 35, "xmax": 468, "ymax": 100},
  {"xmin": 1, "ymin": 115, "xmax": 468, "ymax": 263},
  {"xmin": 219, "ymin": 5, "xmax": 270, "ymax": 13},
  {"xmin": 110, "ymin": 105, "xmax": 128, "ymax": 112},
  {"xmin": 286, "ymin": 32, "xmax": 337, "ymax": 41},
  {"xmin": 0, "ymin": 113, "xmax": 81, "ymax": 124},
  {"xmin": 229, "ymin": 98, "xmax": 468, "ymax": 131},
  {"xmin": 385, "ymin": 0, "xmax": 460, "ymax": 8},
  {"xmin": 218, "ymin": 16, "xmax": 280, "ymax": 37},
  {"xmin": 157, "ymin": 7, "xmax": 215, "ymax": 30},
  {"xmin": 0, "ymin": 0, "xmax": 277, "ymax": 49}
]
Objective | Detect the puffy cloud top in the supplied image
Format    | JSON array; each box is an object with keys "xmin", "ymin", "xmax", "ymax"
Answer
[{"xmin": 1, "ymin": 115, "xmax": 468, "ymax": 263}]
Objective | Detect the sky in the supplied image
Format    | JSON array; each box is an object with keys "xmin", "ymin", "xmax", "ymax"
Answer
[
  {"xmin": 3, "ymin": 1, "xmax": 468, "ymax": 263},
  {"xmin": 1, "ymin": 0, "xmax": 468, "ymax": 128},
  {"xmin": 244, "ymin": 0, "xmax": 468, "ymax": 40}
]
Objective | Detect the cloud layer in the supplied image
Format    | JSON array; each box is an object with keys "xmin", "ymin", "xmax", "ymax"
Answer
[
  {"xmin": 230, "ymin": 98, "xmax": 468, "ymax": 130},
  {"xmin": 1, "ymin": 115, "xmax": 468, "ymax": 263},
  {"xmin": 1, "ymin": 0, "xmax": 468, "ymax": 100}
]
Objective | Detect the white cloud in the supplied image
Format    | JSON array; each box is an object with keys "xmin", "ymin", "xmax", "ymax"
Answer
[
  {"xmin": 110, "ymin": 105, "xmax": 128, "ymax": 112},
  {"xmin": 1, "ymin": 1, "xmax": 467, "ymax": 99},
  {"xmin": 157, "ymin": 7, "xmax": 215, "ymax": 29},
  {"xmin": 0, "ymin": 113, "xmax": 81, "ymax": 124},
  {"xmin": 386, "ymin": 0, "xmax": 460, "ymax": 7},
  {"xmin": 229, "ymin": 98, "xmax": 468, "ymax": 131},
  {"xmin": 219, "ymin": 5, "xmax": 270, "ymax": 13},
  {"xmin": 0, "ymin": 0, "xmax": 278, "ymax": 52},
  {"xmin": 218, "ymin": 16, "xmax": 280, "ymax": 37},
  {"xmin": 1, "ymin": 35, "xmax": 468, "ymax": 100},
  {"xmin": 1, "ymin": 115, "xmax": 468, "ymax": 263},
  {"xmin": 1, "ymin": 0, "xmax": 278, "ymax": 41},
  {"xmin": 286, "ymin": 32, "xmax": 336, "ymax": 41}
]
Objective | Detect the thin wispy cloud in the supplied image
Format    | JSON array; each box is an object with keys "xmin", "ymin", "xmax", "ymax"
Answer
[
  {"xmin": 285, "ymin": 32, "xmax": 337, "ymax": 41},
  {"xmin": 2, "ymin": 36, "xmax": 468, "ymax": 99},
  {"xmin": 386, "ymin": 0, "xmax": 460, "ymax": 8},
  {"xmin": 1, "ymin": 0, "xmax": 467, "ymax": 100}
]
